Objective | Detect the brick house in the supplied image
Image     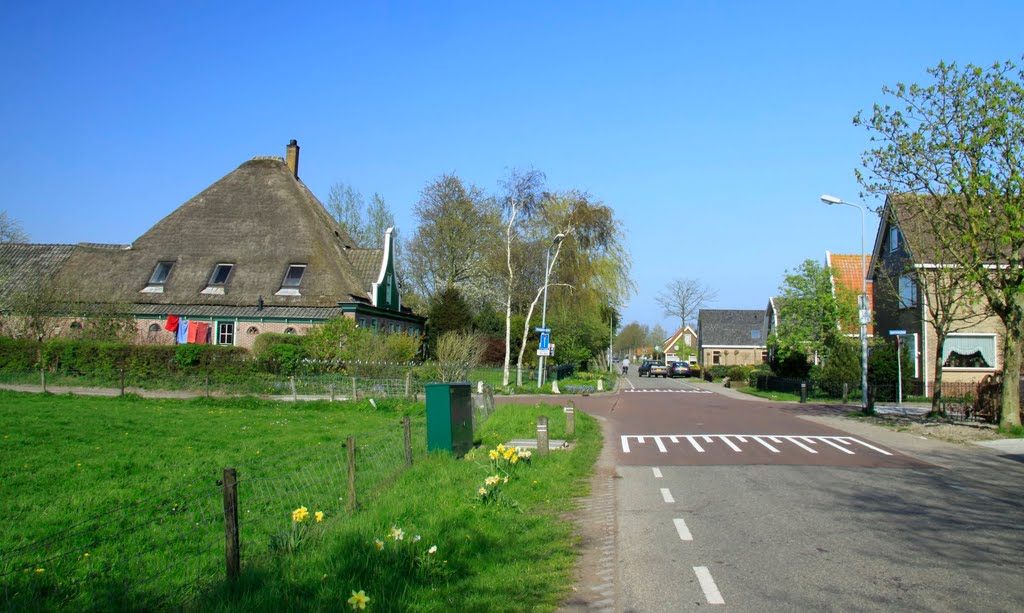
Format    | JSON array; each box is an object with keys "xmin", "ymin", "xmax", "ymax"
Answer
[
  {"xmin": 869, "ymin": 195, "xmax": 1002, "ymax": 394},
  {"xmin": 663, "ymin": 325, "xmax": 697, "ymax": 364},
  {"xmin": 0, "ymin": 140, "xmax": 424, "ymax": 348}
]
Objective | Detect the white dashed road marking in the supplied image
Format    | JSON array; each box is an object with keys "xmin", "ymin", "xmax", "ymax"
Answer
[
  {"xmin": 693, "ymin": 566, "xmax": 725, "ymax": 604},
  {"xmin": 624, "ymin": 388, "xmax": 711, "ymax": 393},
  {"xmin": 652, "ymin": 467, "xmax": 663, "ymax": 478},
  {"xmin": 621, "ymin": 434, "xmax": 893, "ymax": 456},
  {"xmin": 673, "ymin": 518, "xmax": 693, "ymax": 541},
  {"xmin": 660, "ymin": 488, "xmax": 674, "ymax": 503}
]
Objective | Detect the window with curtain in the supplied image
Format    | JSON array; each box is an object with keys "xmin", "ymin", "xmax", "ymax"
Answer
[{"xmin": 942, "ymin": 334, "xmax": 996, "ymax": 369}]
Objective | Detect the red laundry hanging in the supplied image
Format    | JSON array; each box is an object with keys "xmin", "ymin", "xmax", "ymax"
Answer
[
  {"xmin": 193, "ymin": 322, "xmax": 210, "ymax": 345},
  {"xmin": 164, "ymin": 315, "xmax": 180, "ymax": 332}
]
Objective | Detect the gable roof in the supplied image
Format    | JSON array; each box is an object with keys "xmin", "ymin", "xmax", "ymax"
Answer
[
  {"xmin": 825, "ymin": 251, "xmax": 874, "ymax": 335},
  {"xmin": 53, "ymin": 155, "xmax": 379, "ymax": 309},
  {"xmin": 0, "ymin": 243, "xmax": 77, "ymax": 306},
  {"xmin": 663, "ymin": 325, "xmax": 697, "ymax": 351},
  {"xmin": 697, "ymin": 309, "xmax": 766, "ymax": 347}
]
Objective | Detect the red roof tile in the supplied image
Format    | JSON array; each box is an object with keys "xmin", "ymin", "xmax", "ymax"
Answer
[{"xmin": 829, "ymin": 254, "xmax": 874, "ymax": 335}]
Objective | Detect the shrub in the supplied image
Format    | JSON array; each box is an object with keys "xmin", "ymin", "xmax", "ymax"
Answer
[
  {"xmin": 727, "ymin": 365, "xmax": 753, "ymax": 382},
  {"xmin": 707, "ymin": 365, "xmax": 731, "ymax": 380}
]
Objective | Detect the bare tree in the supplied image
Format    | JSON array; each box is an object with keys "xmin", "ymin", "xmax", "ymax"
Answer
[
  {"xmin": 499, "ymin": 168, "xmax": 545, "ymax": 386},
  {"xmin": 656, "ymin": 279, "xmax": 717, "ymax": 328},
  {"xmin": 0, "ymin": 211, "xmax": 28, "ymax": 243}
]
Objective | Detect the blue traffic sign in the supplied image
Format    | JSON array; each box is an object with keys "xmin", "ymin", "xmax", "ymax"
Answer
[
  {"xmin": 535, "ymin": 327, "xmax": 551, "ymax": 333},
  {"xmin": 539, "ymin": 332, "xmax": 550, "ymax": 350}
]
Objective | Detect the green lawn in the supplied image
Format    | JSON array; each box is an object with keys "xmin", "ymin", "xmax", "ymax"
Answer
[{"xmin": 0, "ymin": 390, "xmax": 599, "ymax": 611}]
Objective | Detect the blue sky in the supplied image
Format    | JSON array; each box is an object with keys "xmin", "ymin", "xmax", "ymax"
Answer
[{"xmin": 2, "ymin": 1, "xmax": 1021, "ymax": 333}]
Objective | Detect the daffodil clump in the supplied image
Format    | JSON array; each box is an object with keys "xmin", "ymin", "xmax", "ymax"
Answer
[
  {"xmin": 478, "ymin": 444, "xmax": 533, "ymax": 504},
  {"xmin": 347, "ymin": 589, "xmax": 371, "ymax": 610},
  {"xmin": 273, "ymin": 505, "xmax": 328, "ymax": 553},
  {"xmin": 369, "ymin": 525, "xmax": 447, "ymax": 579}
]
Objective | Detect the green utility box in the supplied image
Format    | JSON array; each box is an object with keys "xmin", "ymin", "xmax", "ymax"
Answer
[{"xmin": 425, "ymin": 382, "xmax": 473, "ymax": 456}]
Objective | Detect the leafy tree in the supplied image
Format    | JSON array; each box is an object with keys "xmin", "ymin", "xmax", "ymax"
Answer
[
  {"xmin": 656, "ymin": 279, "xmax": 717, "ymax": 328},
  {"xmin": 0, "ymin": 211, "xmax": 27, "ymax": 243},
  {"xmin": 857, "ymin": 57, "xmax": 1024, "ymax": 427},
  {"xmin": 326, "ymin": 182, "xmax": 396, "ymax": 245},
  {"xmin": 509, "ymin": 190, "xmax": 633, "ymax": 383},
  {"xmin": 616, "ymin": 321, "xmax": 650, "ymax": 357},
  {"xmin": 405, "ymin": 174, "xmax": 499, "ymax": 304},
  {"xmin": 770, "ymin": 259, "xmax": 855, "ymax": 366},
  {"xmin": 425, "ymin": 286, "xmax": 473, "ymax": 357}
]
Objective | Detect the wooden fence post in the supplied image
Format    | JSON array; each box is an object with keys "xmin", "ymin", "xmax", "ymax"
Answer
[
  {"xmin": 351, "ymin": 377, "xmax": 358, "ymax": 401},
  {"xmin": 405, "ymin": 371, "xmax": 412, "ymax": 398},
  {"xmin": 537, "ymin": 416, "xmax": 549, "ymax": 457},
  {"xmin": 346, "ymin": 436, "xmax": 357, "ymax": 513},
  {"xmin": 842, "ymin": 382, "xmax": 849, "ymax": 404},
  {"xmin": 289, "ymin": 376, "xmax": 297, "ymax": 401},
  {"xmin": 329, "ymin": 383, "xmax": 335, "ymax": 402},
  {"xmin": 403, "ymin": 416, "xmax": 413, "ymax": 466},
  {"xmin": 119, "ymin": 368, "xmax": 126, "ymax": 396},
  {"xmin": 222, "ymin": 468, "xmax": 240, "ymax": 582},
  {"xmin": 564, "ymin": 404, "xmax": 575, "ymax": 436}
]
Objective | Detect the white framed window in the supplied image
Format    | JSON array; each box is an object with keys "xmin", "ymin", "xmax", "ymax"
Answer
[
  {"xmin": 889, "ymin": 226, "xmax": 900, "ymax": 252},
  {"xmin": 712, "ymin": 351, "xmax": 721, "ymax": 365},
  {"xmin": 386, "ymin": 273, "xmax": 393, "ymax": 303},
  {"xmin": 217, "ymin": 321, "xmax": 235, "ymax": 346},
  {"xmin": 942, "ymin": 334, "xmax": 996, "ymax": 369},
  {"xmin": 898, "ymin": 275, "xmax": 918, "ymax": 308}
]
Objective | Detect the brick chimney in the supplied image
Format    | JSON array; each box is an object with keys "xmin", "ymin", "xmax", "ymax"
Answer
[{"xmin": 285, "ymin": 139, "xmax": 300, "ymax": 178}]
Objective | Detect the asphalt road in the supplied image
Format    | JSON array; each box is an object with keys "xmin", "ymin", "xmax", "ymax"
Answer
[{"xmin": 569, "ymin": 373, "xmax": 1024, "ymax": 612}]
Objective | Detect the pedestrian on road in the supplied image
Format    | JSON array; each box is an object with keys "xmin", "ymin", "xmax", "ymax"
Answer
[{"xmin": 621, "ymin": 357, "xmax": 630, "ymax": 375}]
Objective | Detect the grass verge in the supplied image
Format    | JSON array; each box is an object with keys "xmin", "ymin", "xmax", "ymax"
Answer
[{"xmin": 0, "ymin": 391, "xmax": 599, "ymax": 612}]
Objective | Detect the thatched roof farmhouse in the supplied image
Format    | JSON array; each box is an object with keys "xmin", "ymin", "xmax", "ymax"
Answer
[{"xmin": 0, "ymin": 140, "xmax": 423, "ymax": 347}]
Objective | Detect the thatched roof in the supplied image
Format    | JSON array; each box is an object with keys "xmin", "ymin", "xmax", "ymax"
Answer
[
  {"xmin": 0, "ymin": 243, "xmax": 77, "ymax": 306},
  {"xmin": 53, "ymin": 155, "xmax": 381, "ymax": 311}
]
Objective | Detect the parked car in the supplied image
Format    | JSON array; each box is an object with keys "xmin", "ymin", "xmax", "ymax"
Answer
[
  {"xmin": 648, "ymin": 361, "xmax": 668, "ymax": 378},
  {"xmin": 688, "ymin": 360, "xmax": 701, "ymax": 378},
  {"xmin": 668, "ymin": 361, "xmax": 690, "ymax": 377},
  {"xmin": 638, "ymin": 360, "xmax": 653, "ymax": 377}
]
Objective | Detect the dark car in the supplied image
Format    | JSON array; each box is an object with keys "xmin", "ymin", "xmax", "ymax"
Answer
[
  {"xmin": 648, "ymin": 361, "xmax": 668, "ymax": 378},
  {"xmin": 668, "ymin": 361, "xmax": 690, "ymax": 377},
  {"xmin": 638, "ymin": 360, "xmax": 653, "ymax": 377}
]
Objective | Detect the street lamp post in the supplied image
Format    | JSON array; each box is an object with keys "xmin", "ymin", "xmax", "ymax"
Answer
[
  {"xmin": 608, "ymin": 301, "xmax": 628, "ymax": 373},
  {"xmin": 820, "ymin": 194, "xmax": 870, "ymax": 412},
  {"xmin": 538, "ymin": 233, "xmax": 566, "ymax": 388}
]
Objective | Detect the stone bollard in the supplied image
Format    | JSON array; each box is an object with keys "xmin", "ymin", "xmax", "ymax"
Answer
[
  {"xmin": 537, "ymin": 416, "xmax": 549, "ymax": 457},
  {"xmin": 551, "ymin": 380, "xmax": 560, "ymax": 394},
  {"xmin": 478, "ymin": 381, "xmax": 484, "ymax": 394},
  {"xmin": 597, "ymin": 378, "xmax": 604, "ymax": 392},
  {"xmin": 800, "ymin": 382, "xmax": 808, "ymax": 403},
  {"xmin": 564, "ymin": 405, "xmax": 575, "ymax": 436}
]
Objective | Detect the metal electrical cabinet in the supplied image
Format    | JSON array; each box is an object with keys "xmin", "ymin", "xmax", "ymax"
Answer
[{"xmin": 425, "ymin": 382, "xmax": 473, "ymax": 456}]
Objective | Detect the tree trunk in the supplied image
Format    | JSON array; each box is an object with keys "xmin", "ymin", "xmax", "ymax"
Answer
[
  {"xmin": 932, "ymin": 332, "xmax": 946, "ymax": 414},
  {"xmin": 502, "ymin": 296, "xmax": 512, "ymax": 387},
  {"xmin": 999, "ymin": 325, "xmax": 1023, "ymax": 429}
]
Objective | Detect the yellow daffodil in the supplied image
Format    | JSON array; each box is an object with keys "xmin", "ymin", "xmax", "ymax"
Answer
[
  {"xmin": 292, "ymin": 506, "xmax": 310, "ymax": 523},
  {"xmin": 374, "ymin": 538, "xmax": 384, "ymax": 550},
  {"xmin": 347, "ymin": 589, "xmax": 371, "ymax": 610},
  {"xmin": 510, "ymin": 455, "xmax": 519, "ymax": 464},
  {"xmin": 479, "ymin": 487, "xmax": 487, "ymax": 496},
  {"xmin": 503, "ymin": 477, "xmax": 509, "ymax": 484},
  {"xmin": 315, "ymin": 511, "xmax": 325, "ymax": 523},
  {"xmin": 485, "ymin": 476, "xmax": 499, "ymax": 486},
  {"xmin": 488, "ymin": 450, "xmax": 499, "ymax": 460},
  {"xmin": 390, "ymin": 526, "xmax": 405, "ymax": 541},
  {"xmin": 496, "ymin": 444, "xmax": 506, "ymax": 453},
  {"xmin": 35, "ymin": 568, "xmax": 44, "ymax": 573},
  {"xmin": 520, "ymin": 450, "xmax": 532, "ymax": 460},
  {"xmin": 428, "ymin": 545, "xmax": 437, "ymax": 554}
]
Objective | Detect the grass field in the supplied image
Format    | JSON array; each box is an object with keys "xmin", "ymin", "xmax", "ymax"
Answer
[{"xmin": 0, "ymin": 390, "xmax": 599, "ymax": 611}]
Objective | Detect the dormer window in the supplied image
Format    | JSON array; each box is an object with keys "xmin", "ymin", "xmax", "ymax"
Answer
[
  {"xmin": 275, "ymin": 264, "xmax": 306, "ymax": 296},
  {"xmin": 201, "ymin": 263, "xmax": 234, "ymax": 295},
  {"xmin": 141, "ymin": 261, "xmax": 175, "ymax": 294},
  {"xmin": 209, "ymin": 264, "xmax": 233, "ymax": 285},
  {"xmin": 149, "ymin": 262, "xmax": 174, "ymax": 284},
  {"xmin": 283, "ymin": 265, "xmax": 305, "ymax": 287}
]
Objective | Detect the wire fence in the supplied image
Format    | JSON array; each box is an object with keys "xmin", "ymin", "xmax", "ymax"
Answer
[
  {"xmin": 0, "ymin": 415, "xmax": 423, "ymax": 611},
  {"xmin": 0, "ymin": 361, "xmax": 579, "ymax": 399}
]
